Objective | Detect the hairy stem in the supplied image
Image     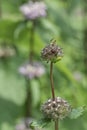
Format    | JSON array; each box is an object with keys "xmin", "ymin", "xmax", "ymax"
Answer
[
  {"xmin": 55, "ymin": 119, "xmax": 58, "ymax": 130},
  {"xmin": 50, "ymin": 61, "xmax": 55, "ymax": 100}
]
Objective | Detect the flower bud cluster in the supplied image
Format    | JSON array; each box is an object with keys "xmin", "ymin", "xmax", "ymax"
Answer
[
  {"xmin": 0, "ymin": 44, "xmax": 16, "ymax": 58},
  {"xmin": 41, "ymin": 97, "xmax": 71, "ymax": 120},
  {"xmin": 19, "ymin": 62, "xmax": 45, "ymax": 79},
  {"xmin": 41, "ymin": 40, "xmax": 63, "ymax": 63},
  {"xmin": 20, "ymin": 1, "xmax": 47, "ymax": 20}
]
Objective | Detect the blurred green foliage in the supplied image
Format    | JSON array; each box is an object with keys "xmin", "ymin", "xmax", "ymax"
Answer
[{"xmin": 0, "ymin": 0, "xmax": 87, "ymax": 130}]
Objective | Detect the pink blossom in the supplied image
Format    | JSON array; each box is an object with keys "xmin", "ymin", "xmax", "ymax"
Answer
[
  {"xmin": 20, "ymin": 1, "xmax": 47, "ymax": 20},
  {"xmin": 19, "ymin": 61, "xmax": 45, "ymax": 79}
]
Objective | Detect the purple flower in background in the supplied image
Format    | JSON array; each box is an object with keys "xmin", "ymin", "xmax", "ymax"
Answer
[
  {"xmin": 20, "ymin": 1, "xmax": 47, "ymax": 20},
  {"xmin": 19, "ymin": 62, "xmax": 45, "ymax": 79},
  {"xmin": 0, "ymin": 44, "xmax": 16, "ymax": 58}
]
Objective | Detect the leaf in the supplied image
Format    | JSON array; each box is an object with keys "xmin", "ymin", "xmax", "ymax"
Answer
[
  {"xmin": 14, "ymin": 21, "xmax": 27, "ymax": 40},
  {"xmin": 0, "ymin": 19, "xmax": 19, "ymax": 40},
  {"xmin": 30, "ymin": 79, "xmax": 40, "ymax": 107},
  {"xmin": 68, "ymin": 106, "xmax": 86, "ymax": 119},
  {"xmin": 56, "ymin": 62, "xmax": 78, "ymax": 85},
  {"xmin": 30, "ymin": 118, "xmax": 51, "ymax": 129}
]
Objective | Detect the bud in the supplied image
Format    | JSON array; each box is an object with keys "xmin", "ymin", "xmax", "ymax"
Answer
[
  {"xmin": 41, "ymin": 97, "xmax": 71, "ymax": 120},
  {"xmin": 41, "ymin": 40, "xmax": 63, "ymax": 63}
]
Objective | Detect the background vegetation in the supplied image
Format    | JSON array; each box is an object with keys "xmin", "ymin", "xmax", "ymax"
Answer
[{"xmin": 0, "ymin": 0, "xmax": 87, "ymax": 130}]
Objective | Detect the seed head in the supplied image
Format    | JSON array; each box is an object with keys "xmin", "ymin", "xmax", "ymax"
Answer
[
  {"xmin": 41, "ymin": 97, "xmax": 71, "ymax": 120},
  {"xmin": 41, "ymin": 40, "xmax": 63, "ymax": 63}
]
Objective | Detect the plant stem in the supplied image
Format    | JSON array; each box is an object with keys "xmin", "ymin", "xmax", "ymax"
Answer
[
  {"xmin": 29, "ymin": 20, "xmax": 36, "ymax": 62},
  {"xmin": 25, "ymin": 78, "xmax": 32, "ymax": 117},
  {"xmin": 83, "ymin": 0, "xmax": 87, "ymax": 74},
  {"xmin": 55, "ymin": 119, "xmax": 58, "ymax": 130},
  {"xmin": 0, "ymin": 0, "xmax": 2, "ymax": 18},
  {"xmin": 50, "ymin": 62, "xmax": 58, "ymax": 129},
  {"xmin": 25, "ymin": 20, "xmax": 36, "ymax": 117},
  {"xmin": 50, "ymin": 61, "xmax": 55, "ymax": 100}
]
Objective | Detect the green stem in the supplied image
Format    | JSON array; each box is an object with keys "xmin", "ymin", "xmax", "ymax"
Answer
[
  {"xmin": 0, "ymin": 0, "xmax": 2, "ymax": 18},
  {"xmin": 55, "ymin": 119, "xmax": 58, "ymax": 130},
  {"xmin": 50, "ymin": 61, "xmax": 55, "ymax": 100},
  {"xmin": 25, "ymin": 79, "xmax": 32, "ymax": 117},
  {"xmin": 29, "ymin": 20, "xmax": 36, "ymax": 62},
  {"xmin": 83, "ymin": 0, "xmax": 87, "ymax": 74}
]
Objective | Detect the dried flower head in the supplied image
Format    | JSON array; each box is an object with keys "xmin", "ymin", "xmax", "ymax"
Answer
[
  {"xmin": 41, "ymin": 40, "xmax": 63, "ymax": 63},
  {"xmin": 20, "ymin": 1, "xmax": 47, "ymax": 20},
  {"xmin": 19, "ymin": 62, "xmax": 45, "ymax": 79},
  {"xmin": 41, "ymin": 97, "xmax": 71, "ymax": 120}
]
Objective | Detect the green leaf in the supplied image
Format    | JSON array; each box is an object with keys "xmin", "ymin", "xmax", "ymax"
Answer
[
  {"xmin": 30, "ymin": 79, "xmax": 40, "ymax": 107},
  {"xmin": 56, "ymin": 62, "xmax": 79, "ymax": 86},
  {"xmin": 0, "ymin": 19, "xmax": 19, "ymax": 40},
  {"xmin": 68, "ymin": 106, "xmax": 86, "ymax": 119},
  {"xmin": 30, "ymin": 118, "xmax": 51, "ymax": 129}
]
